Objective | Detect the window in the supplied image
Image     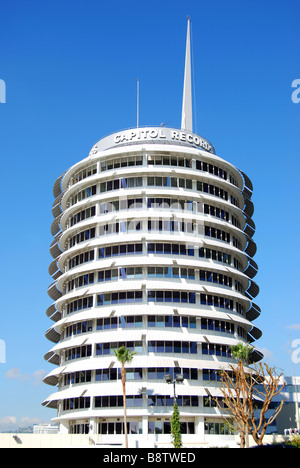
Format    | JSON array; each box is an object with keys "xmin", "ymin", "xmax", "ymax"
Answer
[
  {"xmin": 63, "ymin": 397, "xmax": 90, "ymax": 411},
  {"xmin": 205, "ymin": 422, "xmax": 233, "ymax": 435},
  {"xmin": 65, "ymin": 345, "xmax": 92, "ymax": 361},
  {"xmin": 70, "ymin": 206, "xmax": 96, "ymax": 227},
  {"xmin": 100, "ymin": 177, "xmax": 143, "ymax": 193},
  {"xmin": 147, "ymin": 290, "xmax": 197, "ymax": 305},
  {"xmin": 68, "ymin": 227, "xmax": 96, "ymax": 248},
  {"xmin": 146, "ymin": 266, "xmax": 195, "ymax": 280},
  {"xmin": 98, "ymin": 243, "xmax": 143, "ymax": 259},
  {"xmin": 96, "ymin": 341, "xmax": 143, "ymax": 356},
  {"xmin": 147, "ymin": 341, "xmax": 197, "ymax": 355},
  {"xmin": 70, "ymin": 185, "xmax": 96, "ymax": 205},
  {"xmin": 66, "ymin": 296, "xmax": 93, "ymax": 315},
  {"xmin": 100, "ymin": 155, "xmax": 143, "ymax": 172},
  {"xmin": 148, "ymin": 396, "xmax": 198, "ymax": 408},
  {"xmin": 201, "ymin": 343, "xmax": 231, "ymax": 358},
  {"xmin": 68, "ymin": 249, "xmax": 95, "ymax": 270}
]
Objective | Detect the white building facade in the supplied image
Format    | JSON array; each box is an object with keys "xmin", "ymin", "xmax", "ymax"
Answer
[
  {"xmin": 43, "ymin": 126, "xmax": 262, "ymax": 443},
  {"xmin": 43, "ymin": 21, "xmax": 262, "ymax": 446}
]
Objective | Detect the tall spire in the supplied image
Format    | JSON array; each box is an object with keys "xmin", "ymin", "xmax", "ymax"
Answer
[{"xmin": 181, "ymin": 17, "xmax": 193, "ymax": 132}]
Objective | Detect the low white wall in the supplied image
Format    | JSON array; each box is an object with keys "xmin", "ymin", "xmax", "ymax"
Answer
[
  {"xmin": 0, "ymin": 433, "xmax": 295, "ymax": 449},
  {"xmin": 0, "ymin": 433, "xmax": 96, "ymax": 449}
]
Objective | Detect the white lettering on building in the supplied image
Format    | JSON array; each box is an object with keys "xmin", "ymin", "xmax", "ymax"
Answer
[{"xmin": 114, "ymin": 128, "xmax": 213, "ymax": 152}]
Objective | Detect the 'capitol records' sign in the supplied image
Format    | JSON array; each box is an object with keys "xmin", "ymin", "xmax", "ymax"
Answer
[
  {"xmin": 114, "ymin": 128, "xmax": 214, "ymax": 153},
  {"xmin": 91, "ymin": 127, "xmax": 215, "ymax": 155}
]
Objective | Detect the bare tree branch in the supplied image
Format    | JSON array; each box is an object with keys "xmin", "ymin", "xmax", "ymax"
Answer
[{"xmin": 215, "ymin": 361, "xmax": 285, "ymax": 447}]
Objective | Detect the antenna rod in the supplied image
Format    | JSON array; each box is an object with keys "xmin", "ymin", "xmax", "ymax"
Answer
[
  {"xmin": 137, "ymin": 78, "xmax": 140, "ymax": 128},
  {"xmin": 181, "ymin": 17, "xmax": 193, "ymax": 132}
]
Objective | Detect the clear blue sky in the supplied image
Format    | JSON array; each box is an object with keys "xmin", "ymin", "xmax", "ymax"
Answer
[{"xmin": 0, "ymin": 0, "xmax": 299, "ymax": 430}]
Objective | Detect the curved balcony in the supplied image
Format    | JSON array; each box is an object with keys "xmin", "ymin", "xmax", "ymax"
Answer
[
  {"xmin": 52, "ymin": 192, "xmax": 64, "ymax": 219},
  {"xmin": 53, "ymin": 171, "xmax": 66, "ymax": 199}
]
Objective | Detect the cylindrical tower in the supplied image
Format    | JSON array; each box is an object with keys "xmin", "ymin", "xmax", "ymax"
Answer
[{"xmin": 43, "ymin": 127, "xmax": 262, "ymax": 444}]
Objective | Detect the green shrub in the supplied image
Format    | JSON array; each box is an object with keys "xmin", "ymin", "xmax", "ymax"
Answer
[
  {"xmin": 171, "ymin": 402, "xmax": 182, "ymax": 448},
  {"xmin": 290, "ymin": 435, "xmax": 300, "ymax": 448}
]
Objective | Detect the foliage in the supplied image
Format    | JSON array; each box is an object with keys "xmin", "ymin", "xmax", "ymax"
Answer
[
  {"xmin": 290, "ymin": 435, "xmax": 300, "ymax": 448},
  {"xmin": 231, "ymin": 343, "xmax": 253, "ymax": 364},
  {"xmin": 171, "ymin": 402, "xmax": 182, "ymax": 448},
  {"xmin": 113, "ymin": 345, "xmax": 136, "ymax": 365}
]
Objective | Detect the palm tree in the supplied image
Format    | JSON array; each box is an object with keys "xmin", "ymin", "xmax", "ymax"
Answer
[
  {"xmin": 231, "ymin": 343, "xmax": 252, "ymax": 364},
  {"xmin": 230, "ymin": 343, "xmax": 253, "ymax": 448},
  {"xmin": 113, "ymin": 346, "xmax": 136, "ymax": 448}
]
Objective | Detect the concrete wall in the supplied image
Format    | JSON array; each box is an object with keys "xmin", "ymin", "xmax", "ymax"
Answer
[
  {"xmin": 0, "ymin": 433, "xmax": 295, "ymax": 449},
  {"xmin": 0, "ymin": 433, "xmax": 95, "ymax": 449}
]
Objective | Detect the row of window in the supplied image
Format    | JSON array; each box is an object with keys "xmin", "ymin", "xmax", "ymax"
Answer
[
  {"xmin": 64, "ymin": 344, "xmax": 92, "ymax": 361},
  {"xmin": 200, "ymin": 293, "xmax": 234, "ymax": 310},
  {"xmin": 149, "ymin": 420, "xmax": 195, "ymax": 435},
  {"xmin": 64, "ymin": 316, "xmax": 244, "ymax": 340},
  {"xmin": 66, "ymin": 266, "xmax": 243, "ymax": 294},
  {"xmin": 148, "ymin": 290, "xmax": 191, "ymax": 305},
  {"xmin": 71, "ymin": 164, "xmax": 97, "ymax": 185},
  {"xmin": 68, "ymin": 176, "xmax": 239, "ymax": 209},
  {"xmin": 97, "ymin": 290, "xmax": 198, "ymax": 306},
  {"xmin": 148, "ymin": 154, "xmax": 193, "ymax": 168},
  {"xmin": 62, "ymin": 366, "xmax": 223, "ymax": 386},
  {"xmin": 62, "ymin": 394, "xmax": 233, "ymax": 413},
  {"xmin": 69, "ymin": 206, "xmax": 96, "ymax": 227},
  {"xmin": 97, "ymin": 315, "xmax": 198, "ymax": 330},
  {"xmin": 95, "ymin": 340, "xmax": 197, "ymax": 356},
  {"xmin": 204, "ymin": 396, "xmax": 228, "ymax": 408},
  {"xmin": 70, "ymin": 181, "xmax": 238, "ymax": 218},
  {"xmin": 201, "ymin": 318, "xmax": 236, "ymax": 336},
  {"xmin": 65, "ymin": 291, "xmax": 244, "ymax": 315},
  {"xmin": 97, "ymin": 176, "xmax": 239, "ymax": 207},
  {"xmin": 196, "ymin": 159, "xmax": 237, "ymax": 185},
  {"xmin": 98, "ymin": 421, "xmax": 143, "ymax": 436},
  {"xmin": 63, "ymin": 340, "xmax": 232, "ymax": 362},
  {"xmin": 149, "ymin": 395, "xmax": 199, "ymax": 407},
  {"xmin": 100, "ymin": 177, "xmax": 142, "ymax": 192},
  {"xmin": 67, "ymin": 221, "xmax": 241, "ymax": 250},
  {"xmin": 148, "ymin": 243, "xmax": 242, "ymax": 271},
  {"xmin": 68, "ymin": 227, "xmax": 96, "ymax": 248},
  {"xmin": 70, "ymin": 419, "xmax": 231, "ymax": 436},
  {"xmin": 96, "ymin": 395, "xmax": 142, "ymax": 408},
  {"xmin": 66, "ymin": 296, "xmax": 93, "ymax": 314},
  {"xmin": 100, "ymin": 155, "xmax": 143, "ymax": 171},
  {"xmin": 66, "ymin": 242, "xmax": 243, "ymax": 274},
  {"xmin": 70, "ymin": 185, "xmax": 97, "ymax": 206},
  {"xmin": 202, "ymin": 343, "xmax": 232, "ymax": 357},
  {"xmin": 98, "ymin": 219, "xmax": 197, "ymax": 235},
  {"xmin": 97, "ymin": 290, "xmax": 143, "ymax": 306},
  {"xmin": 148, "ymin": 341, "xmax": 195, "ymax": 355},
  {"xmin": 66, "ymin": 242, "xmax": 241, "ymax": 270},
  {"xmin": 69, "ymin": 198, "xmax": 239, "ymax": 228},
  {"xmin": 67, "ymin": 248, "xmax": 95, "ymax": 269},
  {"xmin": 70, "ymin": 424, "xmax": 90, "ymax": 435},
  {"xmin": 63, "ymin": 397, "xmax": 90, "ymax": 410},
  {"xmin": 72, "ymin": 153, "xmax": 237, "ymax": 189},
  {"xmin": 205, "ymin": 421, "xmax": 234, "ymax": 435},
  {"xmin": 95, "ymin": 367, "xmax": 198, "ymax": 383},
  {"xmin": 70, "ymin": 419, "xmax": 196, "ymax": 436},
  {"xmin": 63, "ymin": 394, "xmax": 202, "ymax": 411},
  {"xmin": 70, "ymin": 421, "xmax": 140, "ymax": 436},
  {"xmin": 98, "ymin": 242, "xmax": 142, "ymax": 259},
  {"xmin": 99, "ymin": 198, "xmax": 240, "ymax": 228}
]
